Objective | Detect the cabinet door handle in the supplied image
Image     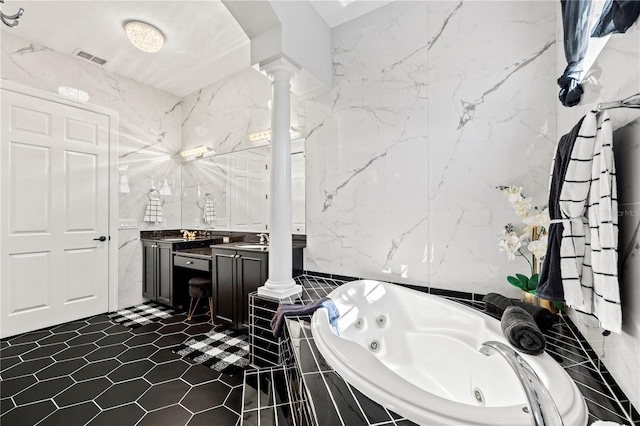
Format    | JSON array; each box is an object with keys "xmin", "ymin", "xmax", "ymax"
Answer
[{"xmin": 186, "ymin": 261, "xmax": 193, "ymax": 265}]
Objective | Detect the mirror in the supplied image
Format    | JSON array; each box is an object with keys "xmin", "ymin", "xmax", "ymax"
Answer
[{"xmin": 181, "ymin": 140, "xmax": 305, "ymax": 234}]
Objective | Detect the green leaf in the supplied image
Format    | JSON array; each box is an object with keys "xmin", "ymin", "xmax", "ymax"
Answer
[
  {"xmin": 507, "ymin": 275, "xmax": 525, "ymax": 290},
  {"xmin": 515, "ymin": 273, "xmax": 530, "ymax": 288},
  {"xmin": 528, "ymin": 274, "xmax": 539, "ymax": 291}
]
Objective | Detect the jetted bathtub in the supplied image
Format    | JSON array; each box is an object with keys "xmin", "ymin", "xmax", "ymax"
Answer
[{"xmin": 311, "ymin": 280, "xmax": 588, "ymax": 426}]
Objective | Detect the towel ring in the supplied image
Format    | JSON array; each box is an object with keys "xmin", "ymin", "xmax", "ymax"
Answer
[
  {"xmin": 205, "ymin": 192, "xmax": 214, "ymax": 202},
  {"xmin": 148, "ymin": 188, "xmax": 164, "ymax": 204}
]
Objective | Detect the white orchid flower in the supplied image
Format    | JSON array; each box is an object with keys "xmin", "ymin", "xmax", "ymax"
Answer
[
  {"xmin": 527, "ymin": 234, "xmax": 548, "ymax": 258},
  {"xmin": 503, "ymin": 186, "xmax": 523, "ymax": 204}
]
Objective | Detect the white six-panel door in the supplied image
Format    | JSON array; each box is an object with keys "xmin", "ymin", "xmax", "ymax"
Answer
[{"xmin": 1, "ymin": 88, "xmax": 110, "ymax": 338}]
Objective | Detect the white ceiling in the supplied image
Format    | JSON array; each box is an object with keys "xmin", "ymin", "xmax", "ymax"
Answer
[{"xmin": 1, "ymin": 0, "xmax": 391, "ymax": 98}]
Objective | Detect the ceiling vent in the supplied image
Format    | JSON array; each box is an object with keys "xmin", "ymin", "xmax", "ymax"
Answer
[{"xmin": 73, "ymin": 49, "xmax": 107, "ymax": 66}]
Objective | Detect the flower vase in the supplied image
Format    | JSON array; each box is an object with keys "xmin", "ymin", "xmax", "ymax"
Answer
[{"xmin": 520, "ymin": 290, "xmax": 558, "ymax": 314}]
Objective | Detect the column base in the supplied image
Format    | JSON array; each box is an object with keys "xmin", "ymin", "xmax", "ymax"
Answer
[{"xmin": 257, "ymin": 282, "xmax": 302, "ymax": 300}]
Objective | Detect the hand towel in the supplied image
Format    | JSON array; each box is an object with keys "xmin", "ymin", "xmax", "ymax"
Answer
[
  {"xmin": 501, "ymin": 306, "xmax": 546, "ymax": 355},
  {"xmin": 483, "ymin": 293, "xmax": 555, "ymax": 332},
  {"xmin": 143, "ymin": 199, "xmax": 163, "ymax": 224},
  {"xmin": 203, "ymin": 200, "xmax": 216, "ymax": 224},
  {"xmin": 270, "ymin": 298, "xmax": 340, "ymax": 338}
]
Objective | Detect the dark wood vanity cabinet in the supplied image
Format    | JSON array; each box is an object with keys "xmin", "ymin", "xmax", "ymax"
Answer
[
  {"xmin": 211, "ymin": 248, "xmax": 268, "ymax": 330},
  {"xmin": 142, "ymin": 241, "xmax": 173, "ymax": 306}
]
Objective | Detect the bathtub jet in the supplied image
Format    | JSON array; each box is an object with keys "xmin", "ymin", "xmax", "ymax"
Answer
[{"xmin": 311, "ymin": 280, "xmax": 588, "ymax": 426}]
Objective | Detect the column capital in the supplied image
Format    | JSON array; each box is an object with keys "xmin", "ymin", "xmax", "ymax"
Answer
[{"xmin": 260, "ymin": 56, "xmax": 300, "ymax": 81}]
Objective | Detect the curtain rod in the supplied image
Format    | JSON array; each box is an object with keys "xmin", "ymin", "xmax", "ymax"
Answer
[{"xmin": 596, "ymin": 93, "xmax": 640, "ymax": 111}]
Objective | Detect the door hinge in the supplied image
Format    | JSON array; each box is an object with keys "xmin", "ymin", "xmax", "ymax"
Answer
[{"xmin": 265, "ymin": 194, "xmax": 268, "ymax": 200}]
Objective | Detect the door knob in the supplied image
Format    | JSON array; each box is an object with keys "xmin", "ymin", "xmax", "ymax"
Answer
[{"xmin": 93, "ymin": 236, "xmax": 107, "ymax": 242}]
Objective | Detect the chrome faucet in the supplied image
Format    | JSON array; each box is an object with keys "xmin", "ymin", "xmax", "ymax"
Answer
[
  {"xmin": 257, "ymin": 233, "xmax": 269, "ymax": 245},
  {"xmin": 479, "ymin": 341, "xmax": 563, "ymax": 426}
]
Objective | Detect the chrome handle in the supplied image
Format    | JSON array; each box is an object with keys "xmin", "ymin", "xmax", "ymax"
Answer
[
  {"xmin": 479, "ymin": 341, "xmax": 563, "ymax": 426},
  {"xmin": 186, "ymin": 261, "xmax": 193, "ymax": 265}
]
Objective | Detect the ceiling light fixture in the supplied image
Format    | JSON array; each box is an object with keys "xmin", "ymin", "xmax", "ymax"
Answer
[{"xmin": 124, "ymin": 20, "xmax": 164, "ymax": 53}]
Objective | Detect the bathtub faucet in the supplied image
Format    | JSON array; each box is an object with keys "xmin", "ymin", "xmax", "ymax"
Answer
[{"xmin": 479, "ymin": 341, "xmax": 563, "ymax": 426}]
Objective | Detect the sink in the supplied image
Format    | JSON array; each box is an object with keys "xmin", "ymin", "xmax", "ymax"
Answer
[{"xmin": 236, "ymin": 244, "xmax": 269, "ymax": 250}]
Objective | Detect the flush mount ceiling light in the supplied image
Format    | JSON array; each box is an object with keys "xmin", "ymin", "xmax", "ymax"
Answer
[{"xmin": 124, "ymin": 20, "xmax": 164, "ymax": 53}]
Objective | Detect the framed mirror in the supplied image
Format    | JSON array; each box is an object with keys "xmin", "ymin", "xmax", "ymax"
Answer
[{"xmin": 181, "ymin": 139, "xmax": 305, "ymax": 234}]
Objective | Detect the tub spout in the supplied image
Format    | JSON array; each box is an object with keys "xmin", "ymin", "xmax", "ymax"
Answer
[{"xmin": 479, "ymin": 341, "xmax": 563, "ymax": 426}]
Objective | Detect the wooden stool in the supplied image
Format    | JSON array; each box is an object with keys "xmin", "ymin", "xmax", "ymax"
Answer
[{"xmin": 187, "ymin": 276, "xmax": 214, "ymax": 324}]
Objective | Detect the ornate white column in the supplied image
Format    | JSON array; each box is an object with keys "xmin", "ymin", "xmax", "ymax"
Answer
[{"xmin": 258, "ymin": 57, "xmax": 302, "ymax": 300}]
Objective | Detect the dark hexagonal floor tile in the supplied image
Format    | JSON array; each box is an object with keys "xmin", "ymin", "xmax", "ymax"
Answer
[
  {"xmin": 131, "ymin": 322, "xmax": 163, "ymax": 334},
  {"xmin": 150, "ymin": 348, "xmax": 181, "ymax": 364},
  {"xmin": 67, "ymin": 332, "xmax": 106, "ymax": 347},
  {"xmin": 0, "ymin": 399, "xmax": 56, "ymax": 426},
  {"xmin": 38, "ymin": 401, "xmax": 101, "ymax": 426},
  {"xmin": 13, "ymin": 376, "xmax": 74, "ymax": 405},
  {"xmin": 72, "ymin": 358, "xmax": 121, "ymax": 382},
  {"xmin": 117, "ymin": 345, "xmax": 158, "ymax": 363},
  {"xmin": 95, "ymin": 333, "xmax": 131, "ymax": 347},
  {"xmin": 188, "ymin": 405, "xmax": 239, "ymax": 426},
  {"xmin": 144, "ymin": 360, "xmax": 190, "ymax": 384},
  {"xmin": 108, "ymin": 359, "xmax": 155, "ymax": 383},
  {"xmin": 137, "ymin": 404, "xmax": 192, "ymax": 426},
  {"xmin": 220, "ymin": 371, "xmax": 245, "ymax": 387},
  {"xmin": 184, "ymin": 323, "xmax": 215, "ymax": 336},
  {"xmin": 86, "ymin": 403, "xmax": 145, "ymax": 426},
  {"xmin": 224, "ymin": 386, "xmax": 243, "ymax": 414},
  {"xmin": 21, "ymin": 343, "xmax": 68, "ymax": 360},
  {"xmin": 51, "ymin": 321, "xmax": 88, "ymax": 333},
  {"xmin": 94, "ymin": 378, "xmax": 150, "ymax": 410},
  {"xmin": 86, "ymin": 314, "xmax": 112, "ymax": 324},
  {"xmin": 0, "ymin": 356, "xmax": 21, "ymax": 372},
  {"xmin": 37, "ymin": 331, "xmax": 80, "ymax": 346},
  {"xmin": 8, "ymin": 330, "xmax": 51, "ymax": 345},
  {"xmin": 0, "ymin": 342, "xmax": 38, "ymax": 358},
  {"xmin": 182, "ymin": 365, "xmax": 222, "ymax": 386},
  {"xmin": 181, "ymin": 380, "xmax": 232, "ymax": 413},
  {"xmin": 157, "ymin": 323, "xmax": 189, "ymax": 335},
  {"xmin": 1, "ymin": 356, "xmax": 54, "ymax": 379},
  {"xmin": 154, "ymin": 333, "xmax": 189, "ymax": 348},
  {"xmin": 36, "ymin": 357, "xmax": 88, "ymax": 380},
  {"xmin": 103, "ymin": 324, "xmax": 130, "ymax": 335},
  {"xmin": 137, "ymin": 379, "xmax": 191, "ymax": 411},
  {"xmin": 0, "ymin": 375, "xmax": 38, "ymax": 398},
  {"xmin": 1, "ymin": 397, "xmax": 15, "ymax": 415},
  {"xmin": 53, "ymin": 343, "xmax": 98, "ymax": 361},
  {"xmin": 85, "ymin": 344, "xmax": 127, "ymax": 362},
  {"xmin": 125, "ymin": 332, "xmax": 159, "ymax": 348},
  {"xmin": 54, "ymin": 377, "xmax": 112, "ymax": 407}
]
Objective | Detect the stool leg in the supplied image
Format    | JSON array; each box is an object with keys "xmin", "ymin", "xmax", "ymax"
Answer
[
  {"xmin": 208, "ymin": 297, "xmax": 214, "ymax": 325},
  {"xmin": 187, "ymin": 297, "xmax": 200, "ymax": 321}
]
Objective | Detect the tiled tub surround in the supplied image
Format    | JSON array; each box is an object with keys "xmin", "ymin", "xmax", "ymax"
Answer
[{"xmin": 247, "ymin": 275, "xmax": 640, "ymax": 426}]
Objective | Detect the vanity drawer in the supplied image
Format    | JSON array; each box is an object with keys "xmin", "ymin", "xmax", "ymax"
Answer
[{"xmin": 174, "ymin": 255, "xmax": 210, "ymax": 271}]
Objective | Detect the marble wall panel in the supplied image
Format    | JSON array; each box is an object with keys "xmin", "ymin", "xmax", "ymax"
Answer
[{"xmin": 305, "ymin": 1, "xmax": 557, "ymax": 294}]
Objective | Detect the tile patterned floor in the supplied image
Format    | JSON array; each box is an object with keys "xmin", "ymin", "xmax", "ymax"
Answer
[
  {"xmin": 2, "ymin": 274, "xmax": 639, "ymax": 426},
  {"xmin": 0, "ymin": 309, "xmax": 244, "ymax": 426}
]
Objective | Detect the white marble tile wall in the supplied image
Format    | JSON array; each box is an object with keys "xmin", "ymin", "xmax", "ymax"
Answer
[
  {"xmin": 180, "ymin": 66, "xmax": 305, "ymax": 230},
  {"xmin": 555, "ymin": 15, "xmax": 640, "ymax": 410},
  {"xmin": 1, "ymin": 32, "xmax": 183, "ymax": 309},
  {"xmin": 304, "ymin": 1, "xmax": 557, "ymax": 295}
]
